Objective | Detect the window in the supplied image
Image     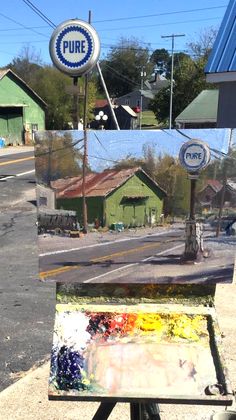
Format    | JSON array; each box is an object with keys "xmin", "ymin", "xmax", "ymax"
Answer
[
  {"xmin": 32, "ymin": 124, "xmax": 38, "ymax": 131},
  {"xmin": 39, "ymin": 196, "xmax": 47, "ymax": 206}
]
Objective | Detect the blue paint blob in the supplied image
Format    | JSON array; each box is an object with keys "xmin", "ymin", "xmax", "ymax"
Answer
[{"xmin": 56, "ymin": 345, "xmax": 86, "ymax": 390}]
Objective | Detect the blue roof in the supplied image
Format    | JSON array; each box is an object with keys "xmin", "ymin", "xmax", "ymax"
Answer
[{"xmin": 205, "ymin": 0, "xmax": 236, "ymax": 74}]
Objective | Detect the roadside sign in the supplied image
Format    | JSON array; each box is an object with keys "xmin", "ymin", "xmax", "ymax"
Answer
[
  {"xmin": 49, "ymin": 19, "xmax": 100, "ymax": 77},
  {"xmin": 179, "ymin": 139, "xmax": 211, "ymax": 173}
]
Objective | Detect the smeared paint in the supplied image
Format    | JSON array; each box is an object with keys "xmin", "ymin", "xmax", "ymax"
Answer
[{"xmin": 49, "ymin": 307, "xmax": 213, "ymax": 396}]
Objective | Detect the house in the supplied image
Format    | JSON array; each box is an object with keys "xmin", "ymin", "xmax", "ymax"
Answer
[
  {"xmin": 197, "ymin": 179, "xmax": 223, "ymax": 210},
  {"xmin": 114, "ymin": 90, "xmax": 154, "ymax": 112},
  {"xmin": 114, "ymin": 72, "xmax": 169, "ymax": 111},
  {"xmin": 213, "ymin": 179, "xmax": 236, "ymax": 209},
  {"xmin": 0, "ymin": 68, "xmax": 46, "ymax": 145},
  {"xmin": 197, "ymin": 178, "xmax": 236, "ymax": 211},
  {"xmin": 205, "ymin": 0, "xmax": 236, "ymax": 127},
  {"xmin": 51, "ymin": 167, "xmax": 166, "ymax": 228},
  {"xmin": 175, "ymin": 90, "xmax": 218, "ymax": 129}
]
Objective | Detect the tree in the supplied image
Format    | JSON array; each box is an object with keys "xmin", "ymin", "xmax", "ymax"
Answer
[
  {"xmin": 35, "ymin": 131, "xmax": 84, "ymax": 185},
  {"xmin": 149, "ymin": 28, "xmax": 218, "ymax": 126},
  {"xmin": 9, "ymin": 46, "xmax": 43, "ymax": 86},
  {"xmin": 99, "ymin": 37, "xmax": 152, "ymax": 97},
  {"xmin": 150, "ymin": 48, "xmax": 170, "ymax": 76}
]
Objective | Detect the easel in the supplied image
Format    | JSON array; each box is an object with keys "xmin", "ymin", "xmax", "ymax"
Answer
[{"xmin": 92, "ymin": 402, "xmax": 161, "ymax": 420}]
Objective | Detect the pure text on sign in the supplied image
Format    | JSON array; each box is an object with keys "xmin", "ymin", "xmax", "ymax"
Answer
[
  {"xmin": 63, "ymin": 40, "xmax": 86, "ymax": 54},
  {"xmin": 185, "ymin": 152, "xmax": 202, "ymax": 160}
]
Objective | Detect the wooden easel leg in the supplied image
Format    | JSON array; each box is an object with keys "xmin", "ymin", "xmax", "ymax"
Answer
[{"xmin": 92, "ymin": 402, "xmax": 117, "ymax": 420}]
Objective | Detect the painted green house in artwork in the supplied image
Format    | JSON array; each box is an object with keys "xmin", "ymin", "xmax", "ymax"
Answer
[
  {"xmin": 52, "ymin": 168, "xmax": 166, "ymax": 228},
  {"xmin": 0, "ymin": 69, "xmax": 46, "ymax": 145}
]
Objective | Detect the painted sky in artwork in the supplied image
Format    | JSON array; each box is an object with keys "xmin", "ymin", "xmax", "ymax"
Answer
[{"xmin": 84, "ymin": 128, "xmax": 232, "ymax": 172}]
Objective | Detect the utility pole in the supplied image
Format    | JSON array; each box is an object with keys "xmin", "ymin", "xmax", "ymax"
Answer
[
  {"xmin": 139, "ymin": 67, "xmax": 146, "ymax": 130},
  {"xmin": 161, "ymin": 33, "xmax": 185, "ymax": 129}
]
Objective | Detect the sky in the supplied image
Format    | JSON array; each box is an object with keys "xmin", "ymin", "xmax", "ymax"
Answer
[{"xmin": 0, "ymin": 0, "xmax": 229, "ymax": 68}]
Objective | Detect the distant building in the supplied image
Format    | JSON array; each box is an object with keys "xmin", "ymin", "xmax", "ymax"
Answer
[
  {"xmin": 114, "ymin": 72, "xmax": 169, "ymax": 112},
  {"xmin": 51, "ymin": 167, "xmax": 166, "ymax": 228},
  {"xmin": 205, "ymin": 0, "xmax": 236, "ymax": 127},
  {"xmin": 213, "ymin": 179, "xmax": 236, "ymax": 209},
  {"xmin": 197, "ymin": 178, "xmax": 236, "ymax": 211},
  {"xmin": 175, "ymin": 90, "xmax": 218, "ymax": 129},
  {"xmin": 197, "ymin": 179, "xmax": 223, "ymax": 210},
  {"xmin": 114, "ymin": 90, "xmax": 154, "ymax": 112},
  {"xmin": 0, "ymin": 68, "xmax": 46, "ymax": 145},
  {"xmin": 91, "ymin": 104, "xmax": 138, "ymax": 130}
]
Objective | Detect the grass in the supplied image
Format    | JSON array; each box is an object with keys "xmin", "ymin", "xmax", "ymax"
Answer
[{"xmin": 140, "ymin": 110, "xmax": 158, "ymax": 127}]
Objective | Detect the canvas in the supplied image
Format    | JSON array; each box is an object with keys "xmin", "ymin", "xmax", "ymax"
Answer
[{"xmin": 34, "ymin": 129, "xmax": 236, "ymax": 285}]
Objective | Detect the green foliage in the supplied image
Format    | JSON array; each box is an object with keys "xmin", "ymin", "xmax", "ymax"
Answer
[{"xmin": 98, "ymin": 37, "xmax": 152, "ymax": 97}]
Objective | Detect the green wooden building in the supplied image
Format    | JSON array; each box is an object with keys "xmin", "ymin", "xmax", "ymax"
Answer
[
  {"xmin": 52, "ymin": 167, "xmax": 166, "ymax": 228},
  {"xmin": 0, "ymin": 68, "xmax": 46, "ymax": 145}
]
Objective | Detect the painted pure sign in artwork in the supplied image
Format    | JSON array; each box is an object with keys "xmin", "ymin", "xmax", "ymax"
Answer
[
  {"xmin": 179, "ymin": 139, "xmax": 211, "ymax": 173},
  {"xmin": 49, "ymin": 19, "xmax": 100, "ymax": 77}
]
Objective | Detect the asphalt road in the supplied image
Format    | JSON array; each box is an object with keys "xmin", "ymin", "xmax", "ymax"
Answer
[
  {"xmin": 0, "ymin": 151, "xmax": 34, "ymax": 179},
  {"xmin": 0, "ymin": 151, "xmax": 55, "ymax": 391},
  {"xmin": 39, "ymin": 230, "xmax": 184, "ymax": 283}
]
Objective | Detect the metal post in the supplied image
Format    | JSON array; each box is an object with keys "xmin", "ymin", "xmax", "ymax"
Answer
[
  {"xmin": 80, "ymin": 11, "xmax": 91, "ymax": 234},
  {"xmin": 73, "ymin": 76, "xmax": 79, "ymax": 129},
  {"xmin": 161, "ymin": 34, "xmax": 185, "ymax": 129},
  {"xmin": 139, "ymin": 67, "xmax": 146, "ymax": 130},
  {"xmin": 96, "ymin": 61, "xmax": 120, "ymax": 130},
  {"xmin": 169, "ymin": 36, "xmax": 174, "ymax": 130}
]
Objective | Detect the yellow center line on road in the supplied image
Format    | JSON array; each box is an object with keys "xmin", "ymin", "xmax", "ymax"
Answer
[
  {"xmin": 40, "ymin": 264, "xmax": 81, "ymax": 280},
  {"xmin": 39, "ymin": 238, "xmax": 181, "ymax": 281},
  {"xmin": 90, "ymin": 242, "xmax": 162, "ymax": 263},
  {"xmin": 0, "ymin": 156, "xmax": 34, "ymax": 166}
]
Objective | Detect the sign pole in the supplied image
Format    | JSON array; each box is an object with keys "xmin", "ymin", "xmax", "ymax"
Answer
[
  {"xmin": 49, "ymin": 17, "xmax": 101, "ymax": 234},
  {"xmin": 73, "ymin": 76, "xmax": 79, "ymax": 129},
  {"xmin": 190, "ymin": 177, "xmax": 197, "ymax": 221},
  {"xmin": 81, "ymin": 11, "xmax": 92, "ymax": 235},
  {"xmin": 179, "ymin": 139, "xmax": 211, "ymax": 262}
]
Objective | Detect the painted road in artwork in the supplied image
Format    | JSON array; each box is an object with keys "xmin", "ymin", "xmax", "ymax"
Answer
[
  {"xmin": 39, "ymin": 230, "xmax": 184, "ymax": 283},
  {"xmin": 49, "ymin": 303, "xmax": 224, "ymax": 402}
]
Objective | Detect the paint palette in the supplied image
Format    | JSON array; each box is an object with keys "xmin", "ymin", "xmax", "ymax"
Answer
[{"xmin": 48, "ymin": 284, "xmax": 233, "ymax": 404}]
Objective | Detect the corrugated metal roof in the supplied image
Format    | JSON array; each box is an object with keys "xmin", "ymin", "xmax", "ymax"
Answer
[
  {"xmin": 52, "ymin": 167, "xmax": 166, "ymax": 199},
  {"xmin": 205, "ymin": 0, "xmax": 236, "ymax": 76},
  {"xmin": 175, "ymin": 90, "xmax": 218, "ymax": 123}
]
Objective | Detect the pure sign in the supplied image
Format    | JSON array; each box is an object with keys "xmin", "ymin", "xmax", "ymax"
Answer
[
  {"xmin": 179, "ymin": 139, "xmax": 211, "ymax": 173},
  {"xmin": 49, "ymin": 19, "xmax": 100, "ymax": 77}
]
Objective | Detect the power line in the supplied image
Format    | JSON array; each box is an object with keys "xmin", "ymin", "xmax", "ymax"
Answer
[
  {"xmin": 93, "ymin": 6, "xmax": 226, "ymax": 23},
  {"xmin": 0, "ymin": 25, "xmax": 48, "ymax": 32},
  {"xmin": 21, "ymin": 0, "xmax": 56, "ymax": 29},
  {"xmin": 0, "ymin": 12, "xmax": 48, "ymax": 38},
  {"xmin": 97, "ymin": 16, "xmax": 222, "ymax": 32}
]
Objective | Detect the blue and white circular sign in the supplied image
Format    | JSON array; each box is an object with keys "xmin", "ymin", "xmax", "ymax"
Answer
[
  {"xmin": 179, "ymin": 139, "xmax": 211, "ymax": 173},
  {"xmin": 49, "ymin": 19, "xmax": 100, "ymax": 77}
]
